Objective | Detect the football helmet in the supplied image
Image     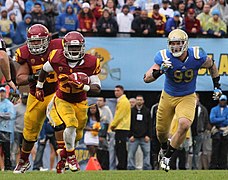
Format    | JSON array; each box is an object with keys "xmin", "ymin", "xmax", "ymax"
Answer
[
  {"xmin": 168, "ymin": 29, "xmax": 188, "ymax": 57},
  {"xmin": 27, "ymin": 24, "xmax": 50, "ymax": 55},
  {"xmin": 63, "ymin": 31, "xmax": 85, "ymax": 61}
]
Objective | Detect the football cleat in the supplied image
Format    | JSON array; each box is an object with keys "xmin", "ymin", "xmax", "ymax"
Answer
[
  {"xmin": 160, "ymin": 157, "xmax": 170, "ymax": 172},
  {"xmin": 66, "ymin": 155, "xmax": 80, "ymax": 172},
  {"xmin": 65, "ymin": 160, "xmax": 69, "ymax": 170},
  {"xmin": 158, "ymin": 148, "xmax": 167, "ymax": 163},
  {"xmin": 56, "ymin": 159, "xmax": 66, "ymax": 174},
  {"xmin": 13, "ymin": 159, "xmax": 31, "ymax": 173}
]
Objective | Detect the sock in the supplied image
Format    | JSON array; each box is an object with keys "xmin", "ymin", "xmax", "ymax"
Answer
[
  {"xmin": 165, "ymin": 145, "xmax": 177, "ymax": 158},
  {"xmin": 66, "ymin": 149, "xmax": 75, "ymax": 157},
  {"xmin": 60, "ymin": 147, "xmax": 67, "ymax": 160},
  {"xmin": 161, "ymin": 142, "xmax": 168, "ymax": 150},
  {"xmin": 57, "ymin": 140, "xmax": 65, "ymax": 150},
  {"xmin": 20, "ymin": 149, "xmax": 31, "ymax": 162},
  {"xmin": 56, "ymin": 141, "xmax": 65, "ymax": 155}
]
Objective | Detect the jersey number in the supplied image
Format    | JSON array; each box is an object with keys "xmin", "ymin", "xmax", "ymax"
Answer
[
  {"xmin": 59, "ymin": 80, "xmax": 82, "ymax": 93},
  {"xmin": 32, "ymin": 64, "xmax": 57, "ymax": 83},
  {"xmin": 173, "ymin": 69, "xmax": 194, "ymax": 83}
]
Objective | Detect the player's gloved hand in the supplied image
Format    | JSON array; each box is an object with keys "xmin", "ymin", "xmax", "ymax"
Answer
[
  {"xmin": 212, "ymin": 88, "xmax": 222, "ymax": 100},
  {"xmin": 35, "ymin": 87, "xmax": 44, "ymax": 102},
  {"xmin": 160, "ymin": 59, "xmax": 173, "ymax": 73},
  {"xmin": 68, "ymin": 73, "xmax": 84, "ymax": 90}
]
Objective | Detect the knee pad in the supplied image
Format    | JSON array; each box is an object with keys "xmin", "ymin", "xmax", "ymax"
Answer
[
  {"xmin": 63, "ymin": 127, "xmax": 76, "ymax": 151},
  {"xmin": 54, "ymin": 123, "xmax": 66, "ymax": 132}
]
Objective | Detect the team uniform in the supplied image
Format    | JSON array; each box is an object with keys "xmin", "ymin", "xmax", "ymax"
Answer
[
  {"xmin": 45, "ymin": 50, "xmax": 101, "ymax": 142},
  {"xmin": 15, "ymin": 39, "xmax": 63, "ymax": 142},
  {"xmin": 154, "ymin": 47, "xmax": 207, "ymax": 137}
]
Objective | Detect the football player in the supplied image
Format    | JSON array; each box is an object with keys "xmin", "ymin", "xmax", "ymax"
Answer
[
  {"xmin": 13, "ymin": 24, "xmax": 63, "ymax": 173},
  {"xmin": 0, "ymin": 37, "xmax": 17, "ymax": 91},
  {"xmin": 35, "ymin": 31, "xmax": 101, "ymax": 173},
  {"xmin": 144, "ymin": 29, "xmax": 221, "ymax": 171}
]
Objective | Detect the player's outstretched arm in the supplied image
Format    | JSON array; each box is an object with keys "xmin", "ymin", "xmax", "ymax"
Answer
[
  {"xmin": 16, "ymin": 62, "xmax": 31, "ymax": 86},
  {"xmin": 144, "ymin": 64, "xmax": 163, "ymax": 83},
  {"xmin": 201, "ymin": 56, "xmax": 222, "ymax": 100},
  {"xmin": 0, "ymin": 51, "xmax": 17, "ymax": 91},
  {"xmin": 201, "ymin": 56, "xmax": 220, "ymax": 88}
]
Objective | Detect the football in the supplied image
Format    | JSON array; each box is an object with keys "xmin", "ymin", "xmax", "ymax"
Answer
[{"xmin": 75, "ymin": 72, "xmax": 90, "ymax": 85}]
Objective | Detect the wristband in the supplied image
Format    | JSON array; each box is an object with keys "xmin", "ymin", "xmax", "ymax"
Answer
[
  {"xmin": 212, "ymin": 76, "xmax": 221, "ymax": 89},
  {"xmin": 28, "ymin": 75, "xmax": 35, "ymax": 82},
  {"xmin": 83, "ymin": 84, "xmax": 90, "ymax": 92},
  {"xmin": 152, "ymin": 70, "xmax": 163, "ymax": 79},
  {"xmin": 6, "ymin": 79, "xmax": 11, "ymax": 83},
  {"xmin": 36, "ymin": 81, "xmax": 44, "ymax": 89}
]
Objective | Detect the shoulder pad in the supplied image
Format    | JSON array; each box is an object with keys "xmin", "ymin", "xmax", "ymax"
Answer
[
  {"xmin": 192, "ymin": 46, "xmax": 206, "ymax": 60},
  {"xmin": 159, "ymin": 49, "xmax": 169, "ymax": 61}
]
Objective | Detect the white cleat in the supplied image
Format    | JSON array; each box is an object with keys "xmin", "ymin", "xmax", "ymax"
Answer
[
  {"xmin": 160, "ymin": 157, "xmax": 170, "ymax": 172},
  {"xmin": 67, "ymin": 155, "xmax": 80, "ymax": 172},
  {"xmin": 13, "ymin": 159, "xmax": 31, "ymax": 173}
]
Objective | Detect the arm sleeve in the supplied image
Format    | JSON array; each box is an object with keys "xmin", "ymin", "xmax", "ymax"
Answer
[
  {"xmin": 89, "ymin": 75, "xmax": 101, "ymax": 87},
  {"xmin": 43, "ymin": 61, "xmax": 54, "ymax": 73}
]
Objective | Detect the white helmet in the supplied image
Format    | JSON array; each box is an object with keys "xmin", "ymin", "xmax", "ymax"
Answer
[{"xmin": 168, "ymin": 29, "xmax": 188, "ymax": 57}]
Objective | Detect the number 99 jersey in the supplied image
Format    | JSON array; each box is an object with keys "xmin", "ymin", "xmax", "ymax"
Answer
[{"xmin": 154, "ymin": 47, "xmax": 207, "ymax": 96}]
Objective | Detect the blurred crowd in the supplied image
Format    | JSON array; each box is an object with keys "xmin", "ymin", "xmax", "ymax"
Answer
[
  {"xmin": 0, "ymin": 0, "xmax": 228, "ymax": 48},
  {"xmin": 0, "ymin": 84, "xmax": 227, "ymax": 171}
]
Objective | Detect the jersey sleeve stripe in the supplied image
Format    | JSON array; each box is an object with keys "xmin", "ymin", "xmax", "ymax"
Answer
[
  {"xmin": 93, "ymin": 58, "xmax": 101, "ymax": 74},
  {"xmin": 193, "ymin": 46, "xmax": 200, "ymax": 60},
  {"xmin": 160, "ymin": 49, "xmax": 168, "ymax": 61},
  {"xmin": 49, "ymin": 50, "xmax": 58, "ymax": 62},
  {"xmin": 15, "ymin": 49, "xmax": 21, "ymax": 62}
]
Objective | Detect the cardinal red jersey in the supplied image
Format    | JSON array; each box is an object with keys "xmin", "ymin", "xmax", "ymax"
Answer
[
  {"xmin": 48, "ymin": 49, "xmax": 100, "ymax": 103},
  {"xmin": 15, "ymin": 38, "xmax": 64, "ymax": 96}
]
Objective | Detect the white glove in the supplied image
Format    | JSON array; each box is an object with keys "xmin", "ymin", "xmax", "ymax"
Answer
[
  {"xmin": 212, "ymin": 88, "xmax": 222, "ymax": 100},
  {"xmin": 160, "ymin": 59, "xmax": 173, "ymax": 72}
]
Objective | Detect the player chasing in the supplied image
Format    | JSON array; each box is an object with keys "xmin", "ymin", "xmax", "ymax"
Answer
[
  {"xmin": 13, "ymin": 24, "xmax": 63, "ymax": 173},
  {"xmin": 35, "ymin": 31, "xmax": 101, "ymax": 173},
  {"xmin": 144, "ymin": 29, "xmax": 222, "ymax": 172}
]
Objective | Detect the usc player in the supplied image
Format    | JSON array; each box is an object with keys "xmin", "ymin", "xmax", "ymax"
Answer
[
  {"xmin": 35, "ymin": 31, "xmax": 101, "ymax": 173},
  {"xmin": 13, "ymin": 24, "xmax": 63, "ymax": 173}
]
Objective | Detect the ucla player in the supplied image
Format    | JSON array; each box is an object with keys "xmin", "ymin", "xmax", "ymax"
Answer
[{"xmin": 144, "ymin": 29, "xmax": 222, "ymax": 171}]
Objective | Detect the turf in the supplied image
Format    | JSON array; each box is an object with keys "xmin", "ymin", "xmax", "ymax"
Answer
[{"xmin": 1, "ymin": 170, "xmax": 228, "ymax": 180}]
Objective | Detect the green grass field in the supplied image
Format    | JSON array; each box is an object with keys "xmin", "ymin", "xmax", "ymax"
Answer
[{"xmin": 1, "ymin": 170, "xmax": 228, "ymax": 180}]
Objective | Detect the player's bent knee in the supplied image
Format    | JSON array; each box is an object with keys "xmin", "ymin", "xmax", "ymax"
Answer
[
  {"xmin": 54, "ymin": 123, "xmax": 66, "ymax": 132},
  {"xmin": 178, "ymin": 118, "xmax": 191, "ymax": 131}
]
